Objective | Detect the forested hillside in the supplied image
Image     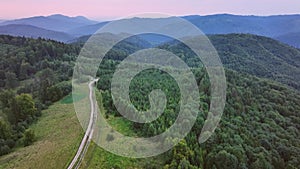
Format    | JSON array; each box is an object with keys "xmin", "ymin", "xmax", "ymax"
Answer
[
  {"xmin": 211, "ymin": 34, "xmax": 300, "ymax": 90},
  {"xmin": 92, "ymin": 33, "xmax": 300, "ymax": 168},
  {"xmin": 0, "ymin": 35, "xmax": 78, "ymax": 155},
  {"xmin": 0, "ymin": 33, "xmax": 299, "ymax": 169},
  {"xmin": 159, "ymin": 34, "xmax": 300, "ymax": 91},
  {"xmin": 87, "ymin": 33, "xmax": 300, "ymax": 91},
  {"xmin": 96, "ymin": 59, "xmax": 300, "ymax": 169},
  {"xmin": 0, "ymin": 24, "xmax": 75, "ymax": 42}
]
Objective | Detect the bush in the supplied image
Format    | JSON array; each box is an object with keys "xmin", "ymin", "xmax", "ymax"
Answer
[
  {"xmin": 23, "ymin": 129, "xmax": 35, "ymax": 146},
  {"xmin": 46, "ymin": 81, "xmax": 72, "ymax": 102},
  {"xmin": 0, "ymin": 145, "xmax": 10, "ymax": 155},
  {"xmin": 106, "ymin": 134, "xmax": 114, "ymax": 142}
]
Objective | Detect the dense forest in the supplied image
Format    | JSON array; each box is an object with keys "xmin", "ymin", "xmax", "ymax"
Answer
[
  {"xmin": 96, "ymin": 58, "xmax": 300, "ymax": 169},
  {"xmin": 95, "ymin": 34, "xmax": 300, "ymax": 169},
  {"xmin": 0, "ymin": 35, "xmax": 78, "ymax": 155},
  {"xmin": 159, "ymin": 34, "xmax": 300, "ymax": 91},
  {"xmin": 0, "ymin": 33, "xmax": 299, "ymax": 169}
]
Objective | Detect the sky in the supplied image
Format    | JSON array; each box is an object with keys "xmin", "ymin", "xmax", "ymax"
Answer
[{"xmin": 1, "ymin": 0, "xmax": 300, "ymax": 21}]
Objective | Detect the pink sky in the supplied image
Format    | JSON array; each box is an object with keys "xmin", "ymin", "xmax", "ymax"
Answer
[{"xmin": 1, "ymin": 0, "xmax": 300, "ymax": 21}]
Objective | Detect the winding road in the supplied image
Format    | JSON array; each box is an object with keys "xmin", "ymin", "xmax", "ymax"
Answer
[{"xmin": 67, "ymin": 78, "xmax": 98, "ymax": 169}]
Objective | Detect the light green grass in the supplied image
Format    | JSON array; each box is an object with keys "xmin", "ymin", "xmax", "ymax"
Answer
[
  {"xmin": 106, "ymin": 115, "xmax": 136, "ymax": 137},
  {"xmin": 95, "ymin": 90, "xmax": 136, "ymax": 136},
  {"xmin": 0, "ymin": 89, "xmax": 164, "ymax": 169},
  {"xmin": 79, "ymin": 90, "xmax": 140, "ymax": 169},
  {"xmin": 78, "ymin": 90, "xmax": 164, "ymax": 169},
  {"xmin": 0, "ymin": 102, "xmax": 83, "ymax": 169},
  {"xmin": 60, "ymin": 93, "xmax": 86, "ymax": 104}
]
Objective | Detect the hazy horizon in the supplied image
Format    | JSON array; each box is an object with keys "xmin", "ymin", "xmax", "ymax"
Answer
[
  {"xmin": 1, "ymin": 0, "xmax": 300, "ymax": 21},
  {"xmin": 1, "ymin": 12, "xmax": 300, "ymax": 22}
]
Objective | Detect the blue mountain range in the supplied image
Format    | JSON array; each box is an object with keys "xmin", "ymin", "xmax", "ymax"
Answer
[{"xmin": 0, "ymin": 14, "xmax": 299, "ymax": 47}]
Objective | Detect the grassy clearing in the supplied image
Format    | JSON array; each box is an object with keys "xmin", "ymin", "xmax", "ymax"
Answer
[
  {"xmin": 60, "ymin": 93, "xmax": 86, "ymax": 104},
  {"xmin": 106, "ymin": 116, "xmax": 136, "ymax": 137},
  {"xmin": 94, "ymin": 90, "xmax": 136, "ymax": 137},
  {"xmin": 79, "ymin": 90, "xmax": 165, "ymax": 169},
  {"xmin": 0, "ymin": 89, "xmax": 164, "ymax": 169},
  {"xmin": 80, "ymin": 141, "xmax": 140, "ymax": 169},
  {"xmin": 0, "ymin": 102, "xmax": 83, "ymax": 169},
  {"xmin": 79, "ymin": 90, "xmax": 140, "ymax": 169}
]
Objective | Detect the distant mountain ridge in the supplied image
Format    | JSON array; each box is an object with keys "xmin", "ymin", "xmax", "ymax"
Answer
[
  {"xmin": 0, "ymin": 14, "xmax": 97, "ymax": 32},
  {"xmin": 0, "ymin": 24, "xmax": 74, "ymax": 42},
  {"xmin": 68, "ymin": 14, "xmax": 300, "ymax": 47},
  {"xmin": 275, "ymin": 32, "xmax": 300, "ymax": 48},
  {"xmin": 183, "ymin": 14, "xmax": 300, "ymax": 36},
  {"xmin": 0, "ymin": 14, "xmax": 300, "ymax": 47}
]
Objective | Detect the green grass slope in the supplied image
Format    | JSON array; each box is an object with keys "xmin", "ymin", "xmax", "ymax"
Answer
[
  {"xmin": 0, "ymin": 101, "xmax": 82, "ymax": 169},
  {"xmin": 78, "ymin": 90, "xmax": 165, "ymax": 169}
]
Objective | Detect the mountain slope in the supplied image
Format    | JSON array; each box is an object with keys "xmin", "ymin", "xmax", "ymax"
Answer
[
  {"xmin": 211, "ymin": 34, "xmax": 300, "ymax": 90},
  {"xmin": 0, "ymin": 34, "xmax": 299, "ymax": 169},
  {"xmin": 183, "ymin": 14, "xmax": 300, "ymax": 36},
  {"xmin": 0, "ymin": 103, "xmax": 83, "ymax": 169},
  {"xmin": 70, "ymin": 33, "xmax": 300, "ymax": 91},
  {"xmin": 275, "ymin": 32, "xmax": 300, "ymax": 48},
  {"xmin": 1, "ymin": 14, "xmax": 300, "ymax": 47},
  {"xmin": 159, "ymin": 34, "xmax": 300, "ymax": 90},
  {"xmin": 69, "ymin": 14, "xmax": 300, "ymax": 47},
  {"xmin": 0, "ymin": 14, "xmax": 97, "ymax": 32},
  {"xmin": 0, "ymin": 24, "xmax": 75, "ymax": 42},
  {"xmin": 96, "ymin": 56, "xmax": 300, "ymax": 169},
  {"xmin": 67, "ymin": 21, "xmax": 109, "ymax": 37},
  {"xmin": 185, "ymin": 14, "xmax": 300, "ymax": 48}
]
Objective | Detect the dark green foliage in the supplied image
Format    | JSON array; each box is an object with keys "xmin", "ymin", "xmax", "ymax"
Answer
[
  {"xmin": 106, "ymin": 134, "xmax": 115, "ymax": 142},
  {"xmin": 36, "ymin": 68, "xmax": 57, "ymax": 102},
  {"xmin": 0, "ymin": 35, "xmax": 76, "ymax": 104},
  {"xmin": 44, "ymin": 33, "xmax": 300, "ymax": 168},
  {"xmin": 201, "ymin": 70, "xmax": 300, "ymax": 169},
  {"xmin": 213, "ymin": 150, "xmax": 238, "ymax": 169},
  {"xmin": 0, "ymin": 90, "xmax": 15, "ymax": 108},
  {"xmin": 0, "ymin": 35, "xmax": 78, "ymax": 87},
  {"xmin": 4, "ymin": 72, "xmax": 19, "ymax": 88},
  {"xmin": 160, "ymin": 34, "xmax": 300, "ymax": 91},
  {"xmin": 23, "ymin": 129, "xmax": 35, "ymax": 146},
  {"xmin": 210, "ymin": 34, "xmax": 300, "ymax": 91},
  {"xmin": 0, "ymin": 35, "xmax": 77, "ymax": 156},
  {"xmin": 0, "ymin": 114, "xmax": 13, "ymax": 156},
  {"xmin": 97, "ymin": 56, "xmax": 300, "ymax": 169},
  {"xmin": 0, "ymin": 119, "xmax": 12, "ymax": 140},
  {"xmin": 0, "ymin": 32, "xmax": 300, "ymax": 169},
  {"xmin": 0, "ymin": 144, "xmax": 10, "ymax": 156},
  {"xmin": 0, "ymin": 91, "xmax": 39, "ymax": 155},
  {"xmin": 14, "ymin": 94, "xmax": 37, "ymax": 122}
]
